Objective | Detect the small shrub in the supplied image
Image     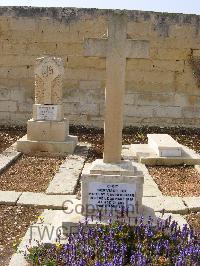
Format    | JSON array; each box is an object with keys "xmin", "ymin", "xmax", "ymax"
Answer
[{"xmin": 25, "ymin": 216, "xmax": 200, "ymax": 266}]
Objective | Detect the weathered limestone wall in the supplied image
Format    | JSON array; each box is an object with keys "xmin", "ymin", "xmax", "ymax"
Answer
[{"xmin": 0, "ymin": 7, "xmax": 199, "ymax": 128}]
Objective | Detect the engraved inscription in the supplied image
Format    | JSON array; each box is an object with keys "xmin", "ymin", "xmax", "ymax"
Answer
[
  {"xmin": 88, "ymin": 182, "xmax": 136, "ymax": 212},
  {"xmin": 37, "ymin": 105, "xmax": 58, "ymax": 121}
]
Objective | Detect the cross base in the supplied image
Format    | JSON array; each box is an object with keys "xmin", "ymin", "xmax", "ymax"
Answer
[
  {"xmin": 17, "ymin": 135, "xmax": 78, "ymax": 156},
  {"xmin": 81, "ymin": 159, "xmax": 144, "ymax": 217}
]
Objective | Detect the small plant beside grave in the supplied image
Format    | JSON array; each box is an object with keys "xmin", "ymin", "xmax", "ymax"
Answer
[{"xmin": 24, "ymin": 216, "xmax": 199, "ymax": 266}]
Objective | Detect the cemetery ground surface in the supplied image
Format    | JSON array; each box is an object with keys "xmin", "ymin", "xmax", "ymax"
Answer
[{"xmin": 0, "ymin": 125, "xmax": 199, "ymax": 265}]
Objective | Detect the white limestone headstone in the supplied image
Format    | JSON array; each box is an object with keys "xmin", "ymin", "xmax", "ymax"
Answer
[{"xmin": 148, "ymin": 134, "xmax": 182, "ymax": 157}]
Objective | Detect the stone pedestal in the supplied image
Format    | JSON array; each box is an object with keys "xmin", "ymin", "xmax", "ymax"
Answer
[
  {"xmin": 27, "ymin": 119, "xmax": 69, "ymax": 142},
  {"xmin": 17, "ymin": 56, "xmax": 77, "ymax": 155},
  {"xmin": 81, "ymin": 159, "xmax": 144, "ymax": 217}
]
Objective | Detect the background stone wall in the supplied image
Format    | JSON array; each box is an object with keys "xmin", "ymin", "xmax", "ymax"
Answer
[{"xmin": 0, "ymin": 7, "xmax": 199, "ymax": 128}]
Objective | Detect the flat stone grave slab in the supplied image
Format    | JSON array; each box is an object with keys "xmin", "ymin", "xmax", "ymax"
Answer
[
  {"xmin": 148, "ymin": 134, "xmax": 182, "ymax": 157},
  {"xmin": 131, "ymin": 134, "xmax": 200, "ymax": 166}
]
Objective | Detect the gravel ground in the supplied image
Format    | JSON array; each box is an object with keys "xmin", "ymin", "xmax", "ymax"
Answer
[
  {"xmin": 70, "ymin": 126, "xmax": 200, "ymax": 162},
  {"xmin": 0, "ymin": 125, "xmax": 199, "ymax": 264},
  {"xmin": 186, "ymin": 212, "xmax": 200, "ymax": 234},
  {"xmin": 0, "ymin": 155, "xmax": 64, "ymax": 192},
  {"xmin": 148, "ymin": 165, "xmax": 200, "ymax": 197},
  {"xmin": 0, "ymin": 126, "xmax": 25, "ymax": 153},
  {"xmin": 0, "ymin": 205, "xmax": 41, "ymax": 266}
]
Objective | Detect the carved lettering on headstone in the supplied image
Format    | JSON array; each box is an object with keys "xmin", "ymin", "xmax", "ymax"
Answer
[{"xmin": 88, "ymin": 182, "xmax": 136, "ymax": 212}]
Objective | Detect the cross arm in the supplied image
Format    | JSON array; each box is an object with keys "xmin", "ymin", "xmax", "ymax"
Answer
[{"xmin": 84, "ymin": 38, "xmax": 107, "ymax": 57}]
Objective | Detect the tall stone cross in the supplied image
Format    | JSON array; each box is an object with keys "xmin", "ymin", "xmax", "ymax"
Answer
[{"xmin": 84, "ymin": 14, "xmax": 150, "ymax": 163}]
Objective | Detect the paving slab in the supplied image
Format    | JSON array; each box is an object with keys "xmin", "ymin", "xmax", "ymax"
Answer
[
  {"xmin": 0, "ymin": 142, "xmax": 21, "ymax": 174},
  {"xmin": 143, "ymin": 196, "xmax": 188, "ymax": 214},
  {"xmin": 183, "ymin": 197, "xmax": 200, "ymax": 212},
  {"xmin": 143, "ymin": 184, "xmax": 162, "ymax": 197},
  {"xmin": 46, "ymin": 143, "xmax": 89, "ymax": 195},
  {"xmin": 0, "ymin": 190, "xmax": 22, "ymax": 205},
  {"xmin": 17, "ymin": 192, "xmax": 77, "ymax": 210},
  {"xmin": 162, "ymin": 196, "xmax": 188, "ymax": 214},
  {"xmin": 143, "ymin": 196, "xmax": 164, "ymax": 212}
]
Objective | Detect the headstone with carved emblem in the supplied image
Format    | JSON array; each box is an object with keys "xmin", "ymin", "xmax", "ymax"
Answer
[{"xmin": 17, "ymin": 57, "xmax": 78, "ymax": 155}]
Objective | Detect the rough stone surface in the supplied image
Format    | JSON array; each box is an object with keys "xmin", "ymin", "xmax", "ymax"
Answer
[
  {"xmin": 121, "ymin": 155, "xmax": 162, "ymax": 197},
  {"xmin": 142, "ymin": 196, "xmax": 164, "ymax": 212},
  {"xmin": 162, "ymin": 196, "xmax": 188, "ymax": 214},
  {"xmin": 183, "ymin": 197, "xmax": 200, "ymax": 212},
  {"xmin": 89, "ymin": 159, "xmax": 142, "ymax": 176},
  {"xmin": 0, "ymin": 190, "xmax": 22, "ymax": 205}
]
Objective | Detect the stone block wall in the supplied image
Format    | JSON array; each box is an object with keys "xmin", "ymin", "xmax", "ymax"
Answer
[{"xmin": 0, "ymin": 7, "xmax": 199, "ymax": 128}]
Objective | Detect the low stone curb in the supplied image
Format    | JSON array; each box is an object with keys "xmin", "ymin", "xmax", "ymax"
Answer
[
  {"xmin": 17, "ymin": 192, "xmax": 77, "ymax": 210},
  {"xmin": 0, "ymin": 190, "xmax": 79, "ymax": 210},
  {"xmin": 0, "ymin": 142, "xmax": 21, "ymax": 175},
  {"xmin": 143, "ymin": 196, "xmax": 200, "ymax": 214},
  {"xmin": 0, "ymin": 190, "xmax": 22, "ymax": 205},
  {"xmin": 137, "ymin": 163, "xmax": 163, "ymax": 197},
  {"xmin": 182, "ymin": 197, "xmax": 200, "ymax": 212},
  {"xmin": 195, "ymin": 165, "xmax": 200, "ymax": 173},
  {"xmin": 46, "ymin": 143, "xmax": 90, "ymax": 195},
  {"xmin": 1, "ymin": 189, "xmax": 199, "ymax": 214}
]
